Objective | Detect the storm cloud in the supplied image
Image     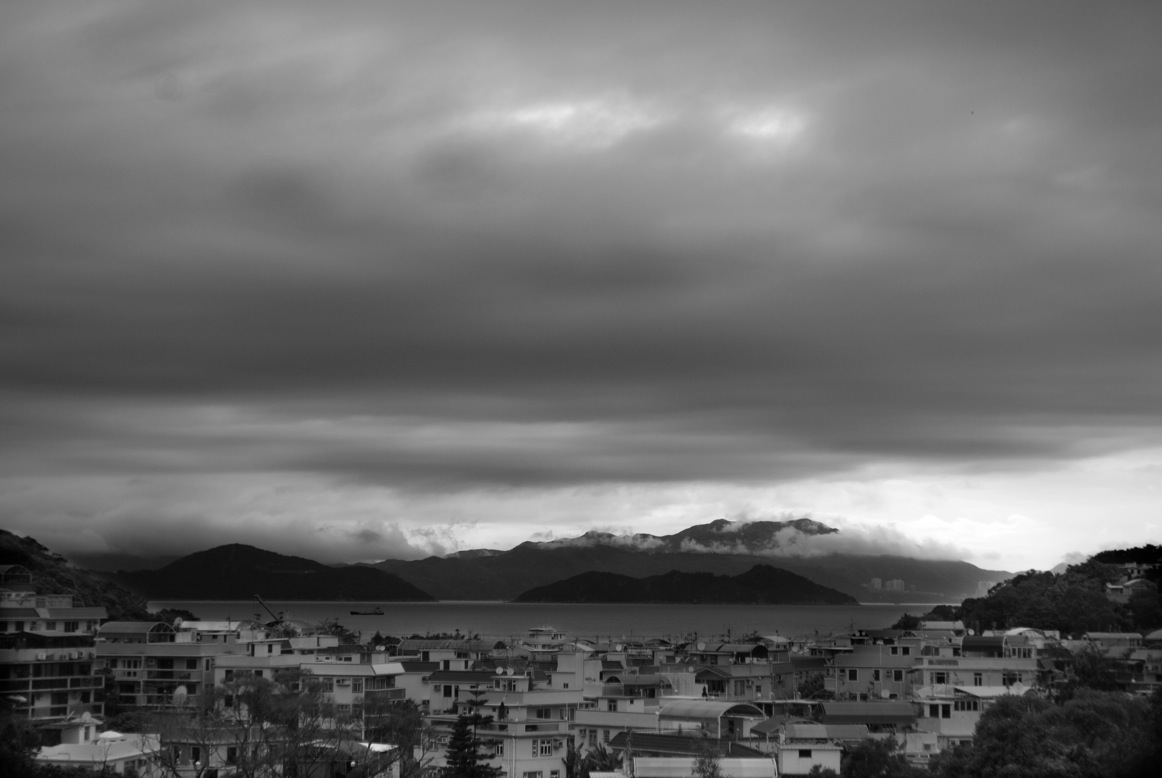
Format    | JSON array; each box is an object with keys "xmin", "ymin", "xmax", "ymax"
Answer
[{"xmin": 2, "ymin": 1, "xmax": 1160, "ymax": 571}]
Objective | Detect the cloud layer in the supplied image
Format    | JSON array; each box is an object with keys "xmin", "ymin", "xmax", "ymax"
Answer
[{"xmin": 2, "ymin": 2, "xmax": 1160, "ymax": 572}]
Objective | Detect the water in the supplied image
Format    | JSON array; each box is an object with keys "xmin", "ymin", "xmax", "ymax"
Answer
[{"xmin": 147, "ymin": 600, "xmax": 923, "ymax": 642}]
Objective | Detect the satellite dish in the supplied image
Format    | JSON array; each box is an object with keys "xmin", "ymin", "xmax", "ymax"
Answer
[
  {"xmin": 172, "ymin": 685, "xmax": 188, "ymax": 706},
  {"xmin": 697, "ymin": 642, "xmax": 706, "ymax": 651}
]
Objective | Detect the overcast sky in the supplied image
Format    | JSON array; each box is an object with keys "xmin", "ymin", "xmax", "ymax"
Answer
[{"xmin": 2, "ymin": 1, "xmax": 1160, "ymax": 574}]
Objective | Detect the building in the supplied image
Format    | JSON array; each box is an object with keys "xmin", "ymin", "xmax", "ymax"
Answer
[
  {"xmin": 35, "ymin": 718, "xmax": 161, "ymax": 776},
  {"xmin": 96, "ymin": 621, "xmax": 255, "ymax": 711},
  {"xmin": 0, "ymin": 584, "xmax": 107, "ymax": 723}
]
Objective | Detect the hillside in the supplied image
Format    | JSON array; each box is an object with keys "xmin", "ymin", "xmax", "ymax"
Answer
[
  {"xmin": 0, "ymin": 529, "xmax": 151, "ymax": 620},
  {"xmin": 514, "ymin": 564, "xmax": 859, "ymax": 604},
  {"xmin": 113, "ymin": 544, "xmax": 436, "ymax": 601},
  {"xmin": 944, "ymin": 554, "xmax": 1162, "ymax": 635}
]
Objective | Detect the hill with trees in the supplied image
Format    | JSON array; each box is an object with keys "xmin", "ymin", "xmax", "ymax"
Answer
[
  {"xmin": 0, "ymin": 529, "xmax": 150, "ymax": 621},
  {"xmin": 955, "ymin": 555, "xmax": 1162, "ymax": 635},
  {"xmin": 514, "ymin": 564, "xmax": 858, "ymax": 604},
  {"xmin": 112, "ymin": 543, "xmax": 437, "ymax": 601}
]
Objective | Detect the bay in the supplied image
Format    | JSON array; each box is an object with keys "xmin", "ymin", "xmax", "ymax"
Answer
[{"xmin": 148, "ymin": 600, "xmax": 923, "ymax": 643}]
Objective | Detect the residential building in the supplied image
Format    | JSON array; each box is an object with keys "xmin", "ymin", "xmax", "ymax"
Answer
[{"xmin": 0, "ymin": 585, "xmax": 106, "ymax": 723}]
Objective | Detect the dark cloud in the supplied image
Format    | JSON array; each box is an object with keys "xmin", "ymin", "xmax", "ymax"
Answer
[{"xmin": 2, "ymin": 1, "xmax": 1160, "ymax": 569}]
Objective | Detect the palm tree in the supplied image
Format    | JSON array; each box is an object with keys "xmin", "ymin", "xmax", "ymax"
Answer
[{"xmin": 582, "ymin": 743, "xmax": 623, "ymax": 777}]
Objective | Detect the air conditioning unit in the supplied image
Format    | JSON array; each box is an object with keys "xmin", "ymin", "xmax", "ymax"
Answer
[
  {"xmin": 553, "ymin": 740, "xmax": 564, "ymax": 748},
  {"xmin": 36, "ymin": 653, "xmax": 47, "ymax": 660},
  {"xmin": 336, "ymin": 679, "xmax": 350, "ymax": 686}
]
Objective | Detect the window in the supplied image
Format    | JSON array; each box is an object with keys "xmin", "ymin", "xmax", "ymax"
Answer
[
  {"xmin": 973, "ymin": 672, "xmax": 983, "ymax": 687},
  {"xmin": 352, "ymin": 678, "xmax": 364, "ymax": 693},
  {"xmin": 847, "ymin": 669, "xmax": 858, "ymax": 682},
  {"xmin": 603, "ymin": 729, "xmax": 610, "ymax": 743},
  {"xmin": 589, "ymin": 730, "xmax": 596, "ymax": 747},
  {"xmin": 551, "ymin": 771, "xmax": 560, "ymax": 778},
  {"xmin": 893, "ymin": 670, "xmax": 904, "ymax": 682},
  {"xmin": 799, "ymin": 750, "xmax": 812, "ymax": 759},
  {"xmin": 44, "ymin": 621, "xmax": 57, "ymax": 631},
  {"xmin": 495, "ymin": 741, "xmax": 504, "ymax": 757},
  {"xmin": 523, "ymin": 773, "xmax": 542, "ymax": 778},
  {"xmin": 607, "ymin": 700, "xmax": 617, "ymax": 712},
  {"xmin": 64, "ymin": 621, "xmax": 79, "ymax": 632},
  {"xmin": 932, "ymin": 671, "xmax": 948, "ymax": 685},
  {"xmin": 531, "ymin": 740, "xmax": 553, "ymax": 757},
  {"xmin": 227, "ymin": 747, "xmax": 238, "ymax": 764},
  {"xmin": 872, "ymin": 669, "xmax": 881, "ymax": 682},
  {"xmin": 191, "ymin": 747, "xmax": 201, "ymax": 764},
  {"xmin": 536, "ymin": 707, "xmax": 551, "ymax": 719},
  {"xmin": 187, "ymin": 659, "xmax": 199, "ymax": 670}
]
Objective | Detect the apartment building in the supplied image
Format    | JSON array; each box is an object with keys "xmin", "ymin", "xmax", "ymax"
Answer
[{"xmin": 0, "ymin": 579, "xmax": 107, "ymax": 723}]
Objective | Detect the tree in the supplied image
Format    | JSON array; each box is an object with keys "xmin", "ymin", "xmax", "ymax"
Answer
[
  {"xmin": 691, "ymin": 740, "xmax": 723, "ymax": 778},
  {"xmin": 364, "ymin": 699, "xmax": 436, "ymax": 778},
  {"xmin": 797, "ymin": 672, "xmax": 828, "ymax": 700},
  {"xmin": 0, "ymin": 702, "xmax": 42, "ymax": 778},
  {"xmin": 315, "ymin": 617, "xmax": 362, "ymax": 645},
  {"xmin": 840, "ymin": 738, "xmax": 915, "ymax": 778},
  {"xmin": 1058, "ymin": 642, "xmax": 1121, "ymax": 701},
  {"xmin": 931, "ymin": 690, "xmax": 1156, "ymax": 778},
  {"xmin": 141, "ymin": 668, "xmax": 362, "ymax": 778},
  {"xmin": 581, "ymin": 744, "xmax": 622, "ymax": 776},
  {"xmin": 443, "ymin": 714, "xmax": 500, "ymax": 778},
  {"xmin": 562, "ymin": 738, "xmax": 584, "ymax": 778}
]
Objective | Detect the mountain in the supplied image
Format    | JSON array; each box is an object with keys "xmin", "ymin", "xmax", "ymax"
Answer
[
  {"xmin": 515, "ymin": 564, "xmax": 859, "ymax": 604},
  {"xmin": 113, "ymin": 544, "xmax": 436, "ymax": 601},
  {"xmin": 369, "ymin": 519, "xmax": 1011, "ymax": 602}
]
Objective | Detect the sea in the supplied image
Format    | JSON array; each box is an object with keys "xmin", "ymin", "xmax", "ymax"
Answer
[{"xmin": 146, "ymin": 601, "xmax": 927, "ymax": 643}]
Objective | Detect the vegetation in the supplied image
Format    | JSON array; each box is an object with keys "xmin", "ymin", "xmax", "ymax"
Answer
[
  {"xmin": 443, "ymin": 715, "xmax": 500, "ymax": 778},
  {"xmin": 930, "ymin": 689, "xmax": 1160, "ymax": 778},
  {"xmin": 691, "ymin": 740, "xmax": 724, "ymax": 778},
  {"xmin": 580, "ymin": 744, "xmax": 622, "ymax": 776},
  {"xmin": 364, "ymin": 699, "xmax": 437, "ymax": 778},
  {"xmin": 0, "ymin": 530, "xmax": 151, "ymax": 620},
  {"xmin": 913, "ymin": 553, "xmax": 1162, "ymax": 635},
  {"xmin": 139, "ymin": 668, "xmax": 369, "ymax": 778},
  {"xmin": 515, "ymin": 564, "xmax": 858, "ymax": 604},
  {"xmin": 840, "ymin": 738, "xmax": 918, "ymax": 778}
]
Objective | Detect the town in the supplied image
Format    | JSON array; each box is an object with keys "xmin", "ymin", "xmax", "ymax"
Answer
[{"xmin": 2, "ymin": 556, "xmax": 1160, "ymax": 778}]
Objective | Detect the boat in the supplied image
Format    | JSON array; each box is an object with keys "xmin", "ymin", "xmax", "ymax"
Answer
[{"xmin": 350, "ymin": 607, "xmax": 384, "ymax": 616}]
